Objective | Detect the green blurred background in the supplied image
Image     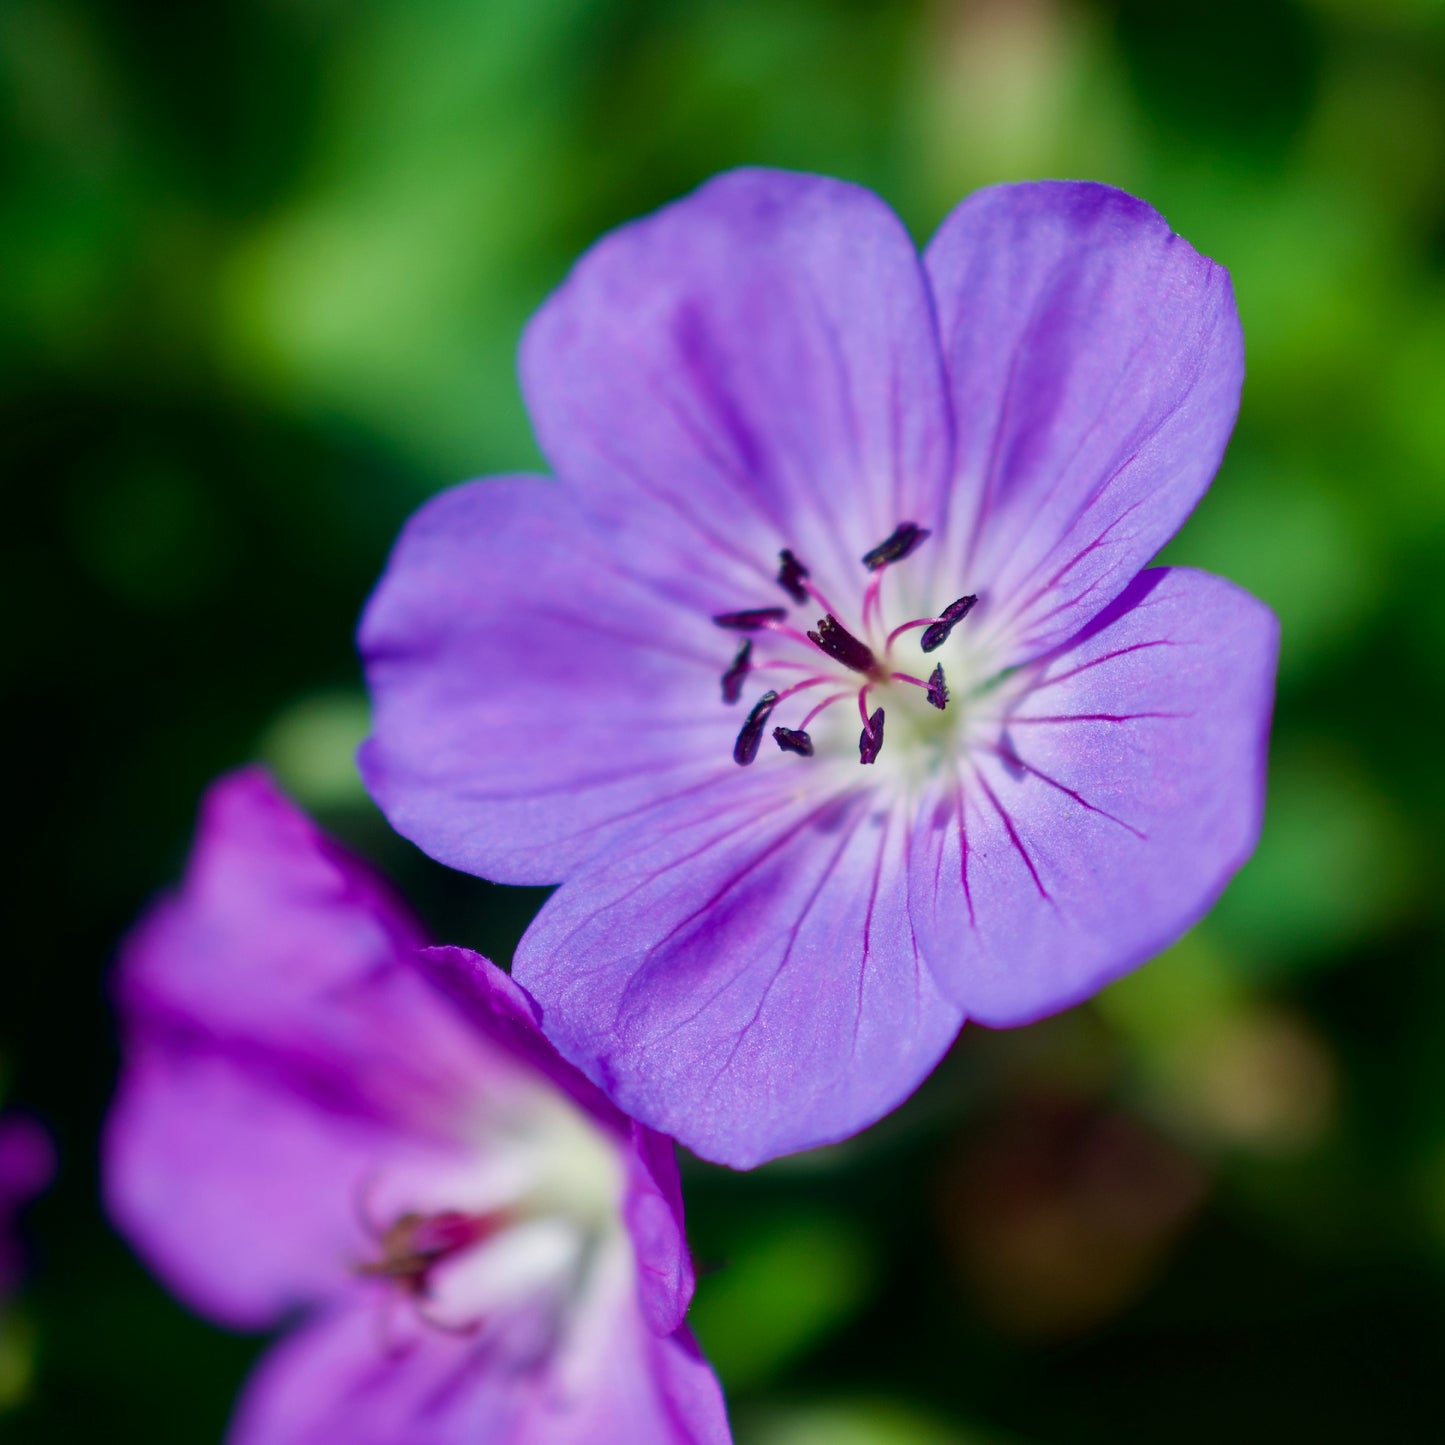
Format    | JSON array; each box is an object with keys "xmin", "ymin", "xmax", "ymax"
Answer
[{"xmin": 3, "ymin": 0, "xmax": 1444, "ymax": 1439}]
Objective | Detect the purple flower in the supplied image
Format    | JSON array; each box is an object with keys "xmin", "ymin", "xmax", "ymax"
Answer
[
  {"xmin": 104, "ymin": 770, "xmax": 729, "ymax": 1444},
  {"xmin": 0, "ymin": 1116, "xmax": 52, "ymax": 1302},
  {"xmin": 359, "ymin": 171, "xmax": 1279, "ymax": 1169}
]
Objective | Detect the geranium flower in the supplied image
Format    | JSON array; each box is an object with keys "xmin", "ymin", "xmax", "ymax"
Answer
[
  {"xmin": 104, "ymin": 770, "xmax": 729, "ymax": 1444},
  {"xmin": 0, "ymin": 1116, "xmax": 51, "ymax": 1303},
  {"xmin": 359, "ymin": 171, "xmax": 1278, "ymax": 1169}
]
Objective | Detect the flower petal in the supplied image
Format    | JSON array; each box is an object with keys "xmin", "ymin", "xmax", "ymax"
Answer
[
  {"xmin": 228, "ymin": 1269, "xmax": 730, "ymax": 1445},
  {"xmin": 514, "ymin": 772, "xmax": 966, "ymax": 1169},
  {"xmin": 105, "ymin": 1043, "xmax": 440, "ymax": 1328},
  {"xmin": 123, "ymin": 767, "xmax": 428, "ymax": 1038},
  {"xmin": 925, "ymin": 182, "xmax": 1244, "ymax": 660},
  {"xmin": 360, "ymin": 475, "xmax": 742, "ymax": 886},
  {"xmin": 909, "ymin": 567, "xmax": 1278, "ymax": 1024},
  {"xmin": 227, "ymin": 1303, "xmax": 521, "ymax": 1445},
  {"xmin": 415, "ymin": 947, "xmax": 697, "ymax": 1334},
  {"xmin": 520, "ymin": 167, "xmax": 954, "ymax": 611},
  {"xmin": 107, "ymin": 771, "xmax": 515, "ymax": 1325},
  {"xmin": 623, "ymin": 1121, "xmax": 695, "ymax": 1337}
]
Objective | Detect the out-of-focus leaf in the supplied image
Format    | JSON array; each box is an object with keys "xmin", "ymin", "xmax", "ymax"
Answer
[{"xmin": 690, "ymin": 1212, "xmax": 875, "ymax": 1392}]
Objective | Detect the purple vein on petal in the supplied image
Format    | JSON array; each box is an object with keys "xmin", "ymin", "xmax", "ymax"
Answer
[
  {"xmin": 579, "ymin": 397, "xmax": 778, "ymax": 591},
  {"xmin": 624, "ymin": 792, "xmax": 868, "ymax": 1048},
  {"xmin": 987, "ymin": 497, "xmax": 1147, "ymax": 642},
  {"xmin": 960, "ymin": 255, "xmax": 1066, "ymax": 577},
  {"xmin": 973, "ymin": 313, "xmax": 1166, "ymax": 602},
  {"xmin": 953, "ymin": 776, "xmax": 976, "ymax": 928},
  {"xmin": 521, "ymin": 768, "xmax": 744, "ymax": 852},
  {"xmin": 804, "ymin": 289, "xmax": 884, "ymax": 580},
  {"xmin": 971, "ymin": 762, "xmax": 1053, "ymax": 904},
  {"xmin": 1005, "ymin": 569, "xmax": 1122, "ymax": 656},
  {"xmin": 604, "ymin": 791, "xmax": 856, "ymax": 1012},
  {"xmin": 981, "ymin": 742, "xmax": 1149, "ymax": 841},
  {"xmin": 1024, "ymin": 638, "xmax": 1177, "ymax": 695},
  {"xmin": 851, "ymin": 809, "xmax": 893, "ymax": 1060},
  {"xmin": 660, "ymin": 303, "xmax": 871, "ymax": 588},
  {"xmin": 645, "ymin": 794, "xmax": 859, "ymax": 962},
  {"xmin": 446, "ymin": 754, "xmax": 708, "ymax": 804},
  {"xmin": 898, "ymin": 806, "xmax": 930, "ymax": 1014},
  {"xmin": 1005, "ymin": 710, "xmax": 1189, "ymax": 726},
  {"xmin": 705, "ymin": 799, "xmax": 875, "ymax": 1092},
  {"xmin": 547, "ymin": 789, "xmax": 807, "ymax": 970},
  {"xmin": 524, "ymin": 604, "xmax": 722, "ymax": 670}
]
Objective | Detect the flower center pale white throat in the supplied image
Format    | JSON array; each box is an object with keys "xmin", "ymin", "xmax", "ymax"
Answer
[{"xmin": 713, "ymin": 522, "xmax": 978, "ymax": 769}]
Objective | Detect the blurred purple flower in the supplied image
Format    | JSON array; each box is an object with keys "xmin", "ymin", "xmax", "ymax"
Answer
[
  {"xmin": 359, "ymin": 171, "xmax": 1279, "ymax": 1169},
  {"xmin": 0, "ymin": 1116, "xmax": 52, "ymax": 1301},
  {"xmin": 105, "ymin": 770, "xmax": 729, "ymax": 1445}
]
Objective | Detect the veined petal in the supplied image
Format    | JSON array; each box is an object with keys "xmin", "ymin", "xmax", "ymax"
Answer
[
  {"xmin": 925, "ymin": 182, "xmax": 1243, "ymax": 661},
  {"xmin": 360, "ymin": 475, "xmax": 741, "ymax": 886},
  {"xmin": 520, "ymin": 167, "xmax": 954, "ymax": 611},
  {"xmin": 514, "ymin": 772, "xmax": 966, "ymax": 1169},
  {"xmin": 910, "ymin": 568, "xmax": 1278, "ymax": 1024}
]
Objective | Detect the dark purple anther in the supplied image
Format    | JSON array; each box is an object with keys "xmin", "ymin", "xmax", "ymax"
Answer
[
  {"xmin": 926, "ymin": 663, "xmax": 948, "ymax": 711},
  {"xmin": 772, "ymin": 726, "xmax": 814, "ymax": 757},
  {"xmin": 733, "ymin": 691, "xmax": 779, "ymax": 766},
  {"xmin": 807, "ymin": 615, "xmax": 877, "ymax": 674},
  {"xmin": 858, "ymin": 707, "xmax": 885, "ymax": 765},
  {"xmin": 721, "ymin": 639, "xmax": 752, "ymax": 704},
  {"xmin": 920, "ymin": 594, "xmax": 978, "ymax": 653},
  {"xmin": 776, "ymin": 549, "xmax": 810, "ymax": 604},
  {"xmin": 862, "ymin": 522, "xmax": 931, "ymax": 571},
  {"xmin": 714, "ymin": 607, "xmax": 787, "ymax": 631}
]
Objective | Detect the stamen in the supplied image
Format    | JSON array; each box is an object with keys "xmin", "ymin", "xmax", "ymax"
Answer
[
  {"xmin": 926, "ymin": 663, "xmax": 948, "ymax": 710},
  {"xmin": 859, "ymin": 707, "xmax": 886, "ymax": 765},
  {"xmin": 800, "ymin": 577, "xmax": 848, "ymax": 625},
  {"xmin": 862, "ymin": 522, "xmax": 930, "ymax": 571},
  {"xmin": 733, "ymin": 691, "xmax": 779, "ymax": 766},
  {"xmin": 920, "ymin": 595, "xmax": 978, "ymax": 653},
  {"xmin": 772, "ymin": 726, "xmax": 814, "ymax": 757},
  {"xmin": 797, "ymin": 690, "xmax": 854, "ymax": 731},
  {"xmin": 860, "ymin": 571, "xmax": 886, "ymax": 632},
  {"xmin": 884, "ymin": 617, "xmax": 933, "ymax": 650},
  {"xmin": 807, "ymin": 615, "xmax": 877, "ymax": 674},
  {"xmin": 714, "ymin": 607, "xmax": 787, "ymax": 631},
  {"xmin": 720, "ymin": 639, "xmax": 752, "ymax": 704},
  {"xmin": 776, "ymin": 549, "xmax": 810, "ymax": 604}
]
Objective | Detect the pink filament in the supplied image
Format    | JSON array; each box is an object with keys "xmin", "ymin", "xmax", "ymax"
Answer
[
  {"xmin": 797, "ymin": 689, "xmax": 854, "ymax": 731},
  {"xmin": 884, "ymin": 617, "xmax": 935, "ymax": 652}
]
